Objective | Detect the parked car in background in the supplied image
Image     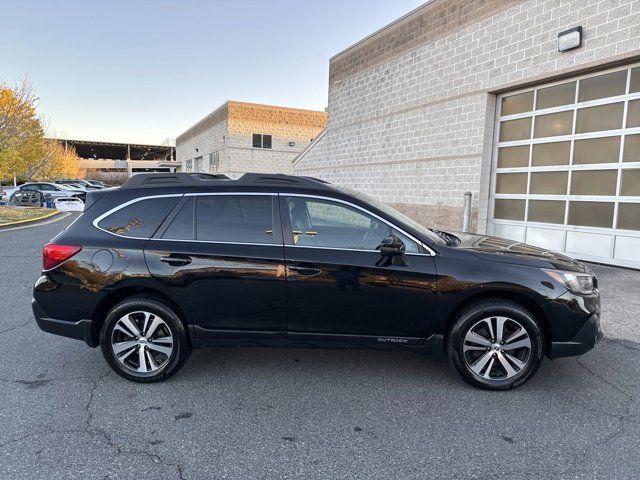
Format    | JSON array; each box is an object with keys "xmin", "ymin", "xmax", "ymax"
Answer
[
  {"xmin": 32, "ymin": 173, "xmax": 602, "ymax": 390},
  {"xmin": 86, "ymin": 180, "xmax": 110, "ymax": 188},
  {"xmin": 1, "ymin": 185, "xmax": 19, "ymax": 204},
  {"xmin": 56, "ymin": 179, "xmax": 103, "ymax": 190},
  {"xmin": 17, "ymin": 182, "xmax": 86, "ymax": 203}
]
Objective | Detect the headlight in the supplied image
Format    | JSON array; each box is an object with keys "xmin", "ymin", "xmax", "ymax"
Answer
[{"xmin": 543, "ymin": 269, "xmax": 596, "ymax": 295}]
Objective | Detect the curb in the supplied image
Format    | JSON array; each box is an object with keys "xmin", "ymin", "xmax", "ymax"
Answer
[{"xmin": 0, "ymin": 210, "xmax": 63, "ymax": 230}]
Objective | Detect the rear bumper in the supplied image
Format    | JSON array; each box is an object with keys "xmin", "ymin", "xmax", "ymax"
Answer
[
  {"xmin": 548, "ymin": 312, "xmax": 603, "ymax": 358},
  {"xmin": 32, "ymin": 298, "xmax": 97, "ymax": 347}
]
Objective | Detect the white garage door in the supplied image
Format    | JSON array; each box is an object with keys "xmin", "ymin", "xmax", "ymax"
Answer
[{"xmin": 488, "ymin": 63, "xmax": 640, "ymax": 269}]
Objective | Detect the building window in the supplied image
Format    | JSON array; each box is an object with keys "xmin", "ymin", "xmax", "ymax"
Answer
[
  {"xmin": 209, "ymin": 151, "xmax": 220, "ymax": 172},
  {"xmin": 252, "ymin": 134, "xmax": 272, "ymax": 149},
  {"xmin": 186, "ymin": 159, "xmax": 193, "ymax": 173}
]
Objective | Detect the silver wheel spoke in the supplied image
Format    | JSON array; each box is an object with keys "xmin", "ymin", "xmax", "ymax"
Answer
[
  {"xmin": 482, "ymin": 357, "xmax": 495, "ymax": 379},
  {"xmin": 118, "ymin": 346, "xmax": 137, "ymax": 361},
  {"xmin": 497, "ymin": 352, "xmax": 518, "ymax": 377},
  {"xmin": 504, "ymin": 337, "xmax": 531, "ymax": 351},
  {"xmin": 465, "ymin": 331, "xmax": 491, "ymax": 347},
  {"xmin": 141, "ymin": 312, "xmax": 152, "ymax": 336},
  {"xmin": 505, "ymin": 352, "xmax": 526, "ymax": 369},
  {"xmin": 505, "ymin": 327, "xmax": 526, "ymax": 344},
  {"xmin": 496, "ymin": 317, "xmax": 507, "ymax": 343},
  {"xmin": 470, "ymin": 351, "xmax": 493, "ymax": 375},
  {"xmin": 463, "ymin": 344, "xmax": 487, "ymax": 353},
  {"xmin": 152, "ymin": 336, "xmax": 173, "ymax": 345},
  {"xmin": 120, "ymin": 316, "xmax": 141, "ymax": 338},
  {"xmin": 113, "ymin": 340, "xmax": 138, "ymax": 355},
  {"xmin": 483, "ymin": 318, "xmax": 495, "ymax": 340},
  {"xmin": 145, "ymin": 317, "xmax": 163, "ymax": 338},
  {"xmin": 147, "ymin": 342, "xmax": 172, "ymax": 357},
  {"xmin": 137, "ymin": 346, "xmax": 148, "ymax": 372},
  {"xmin": 146, "ymin": 349, "xmax": 158, "ymax": 370}
]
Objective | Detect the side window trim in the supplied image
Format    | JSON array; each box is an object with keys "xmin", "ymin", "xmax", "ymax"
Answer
[
  {"xmin": 282, "ymin": 194, "xmax": 435, "ymax": 256},
  {"xmin": 152, "ymin": 192, "xmax": 283, "ymax": 246}
]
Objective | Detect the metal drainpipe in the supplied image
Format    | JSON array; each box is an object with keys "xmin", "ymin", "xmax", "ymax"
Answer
[{"xmin": 462, "ymin": 191, "xmax": 472, "ymax": 233}]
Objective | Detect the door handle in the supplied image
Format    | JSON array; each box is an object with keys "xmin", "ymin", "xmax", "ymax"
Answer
[
  {"xmin": 159, "ymin": 254, "xmax": 192, "ymax": 266},
  {"xmin": 288, "ymin": 264, "xmax": 322, "ymax": 276}
]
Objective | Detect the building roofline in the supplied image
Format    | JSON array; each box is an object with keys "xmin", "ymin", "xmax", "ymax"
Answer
[
  {"xmin": 292, "ymin": 127, "xmax": 327, "ymax": 166},
  {"xmin": 330, "ymin": 0, "xmax": 437, "ymax": 62},
  {"xmin": 176, "ymin": 100, "xmax": 327, "ymax": 145}
]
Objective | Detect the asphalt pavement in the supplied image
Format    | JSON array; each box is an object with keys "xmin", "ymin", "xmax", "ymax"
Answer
[{"xmin": 0, "ymin": 213, "xmax": 638, "ymax": 479}]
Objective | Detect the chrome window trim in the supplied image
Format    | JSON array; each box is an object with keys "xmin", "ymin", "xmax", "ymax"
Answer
[
  {"xmin": 283, "ymin": 193, "xmax": 436, "ymax": 256},
  {"xmin": 93, "ymin": 191, "xmax": 437, "ymax": 256}
]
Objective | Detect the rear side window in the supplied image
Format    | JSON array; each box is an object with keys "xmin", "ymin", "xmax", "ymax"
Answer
[
  {"xmin": 162, "ymin": 197, "xmax": 195, "ymax": 240},
  {"xmin": 193, "ymin": 195, "xmax": 274, "ymax": 244},
  {"xmin": 97, "ymin": 197, "xmax": 180, "ymax": 238}
]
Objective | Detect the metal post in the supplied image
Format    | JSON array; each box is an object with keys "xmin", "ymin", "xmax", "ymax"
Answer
[{"xmin": 462, "ymin": 191, "xmax": 472, "ymax": 233}]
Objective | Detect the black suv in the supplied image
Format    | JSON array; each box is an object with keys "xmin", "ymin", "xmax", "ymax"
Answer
[{"xmin": 33, "ymin": 173, "xmax": 602, "ymax": 390}]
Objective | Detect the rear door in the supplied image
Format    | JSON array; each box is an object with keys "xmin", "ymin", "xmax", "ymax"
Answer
[{"xmin": 145, "ymin": 193, "xmax": 287, "ymax": 336}]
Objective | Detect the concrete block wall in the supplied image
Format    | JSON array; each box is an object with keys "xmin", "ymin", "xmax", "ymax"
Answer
[{"xmin": 295, "ymin": 0, "xmax": 640, "ymax": 232}]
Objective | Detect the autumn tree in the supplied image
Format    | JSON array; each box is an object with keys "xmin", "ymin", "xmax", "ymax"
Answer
[
  {"xmin": 0, "ymin": 80, "xmax": 43, "ymax": 180},
  {"xmin": 0, "ymin": 79, "xmax": 80, "ymax": 181}
]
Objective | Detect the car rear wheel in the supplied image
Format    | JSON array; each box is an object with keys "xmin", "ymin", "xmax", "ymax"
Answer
[
  {"xmin": 100, "ymin": 296, "xmax": 191, "ymax": 382},
  {"xmin": 447, "ymin": 299, "xmax": 545, "ymax": 390}
]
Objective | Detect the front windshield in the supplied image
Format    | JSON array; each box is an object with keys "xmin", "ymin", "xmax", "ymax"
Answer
[{"xmin": 337, "ymin": 187, "xmax": 445, "ymax": 245}]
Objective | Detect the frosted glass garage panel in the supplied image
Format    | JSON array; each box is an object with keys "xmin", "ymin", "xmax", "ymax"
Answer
[
  {"xmin": 491, "ymin": 223, "xmax": 525, "ymax": 242},
  {"xmin": 624, "ymin": 135, "xmax": 640, "ymax": 162},
  {"xmin": 576, "ymin": 103, "xmax": 624, "ymax": 133},
  {"xmin": 499, "ymin": 118, "xmax": 532, "ymax": 141},
  {"xmin": 578, "ymin": 70, "xmax": 627, "ymax": 101},
  {"xmin": 497, "ymin": 146, "xmax": 529, "ymax": 168},
  {"xmin": 573, "ymin": 137, "xmax": 620, "ymax": 165},
  {"xmin": 568, "ymin": 202, "xmax": 614, "ymax": 228},
  {"xmin": 493, "ymin": 199, "xmax": 525, "ymax": 220},
  {"xmin": 614, "ymin": 236, "xmax": 640, "ymax": 262},
  {"xmin": 566, "ymin": 231, "xmax": 612, "ymax": 257},
  {"xmin": 501, "ymin": 91, "xmax": 534, "ymax": 116},
  {"xmin": 532, "ymin": 141, "xmax": 570, "ymax": 166},
  {"xmin": 627, "ymin": 100, "xmax": 640, "ymax": 128},
  {"xmin": 526, "ymin": 227, "xmax": 565, "ymax": 251},
  {"xmin": 536, "ymin": 82, "xmax": 576, "ymax": 109},
  {"xmin": 534, "ymin": 111, "xmax": 573, "ymax": 138}
]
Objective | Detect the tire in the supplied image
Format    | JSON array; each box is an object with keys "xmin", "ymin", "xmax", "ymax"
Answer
[
  {"xmin": 99, "ymin": 295, "xmax": 192, "ymax": 382},
  {"xmin": 446, "ymin": 299, "xmax": 545, "ymax": 391}
]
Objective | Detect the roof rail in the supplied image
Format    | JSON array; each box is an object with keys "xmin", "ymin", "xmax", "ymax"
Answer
[
  {"xmin": 121, "ymin": 173, "xmax": 230, "ymax": 189},
  {"xmin": 120, "ymin": 172, "xmax": 333, "ymax": 190}
]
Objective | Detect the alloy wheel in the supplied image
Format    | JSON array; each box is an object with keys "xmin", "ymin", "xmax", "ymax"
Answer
[
  {"xmin": 462, "ymin": 316, "xmax": 532, "ymax": 380},
  {"xmin": 111, "ymin": 311, "xmax": 174, "ymax": 373}
]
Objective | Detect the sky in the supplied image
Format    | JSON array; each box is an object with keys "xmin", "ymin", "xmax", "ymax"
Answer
[{"xmin": 1, "ymin": 0, "xmax": 426, "ymax": 145}]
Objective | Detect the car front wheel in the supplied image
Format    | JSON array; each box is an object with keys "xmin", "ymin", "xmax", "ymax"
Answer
[
  {"xmin": 447, "ymin": 299, "xmax": 545, "ymax": 390},
  {"xmin": 99, "ymin": 296, "xmax": 191, "ymax": 382}
]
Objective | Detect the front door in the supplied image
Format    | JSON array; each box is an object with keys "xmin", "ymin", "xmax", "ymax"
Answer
[
  {"xmin": 145, "ymin": 193, "xmax": 287, "ymax": 335},
  {"xmin": 281, "ymin": 195, "xmax": 437, "ymax": 344}
]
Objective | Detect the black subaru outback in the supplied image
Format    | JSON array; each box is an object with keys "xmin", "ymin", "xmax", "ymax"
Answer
[{"xmin": 32, "ymin": 173, "xmax": 602, "ymax": 390}]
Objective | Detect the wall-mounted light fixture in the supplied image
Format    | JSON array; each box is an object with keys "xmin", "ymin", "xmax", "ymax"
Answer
[
  {"xmin": 289, "ymin": 141, "xmax": 296, "ymax": 147},
  {"xmin": 195, "ymin": 148, "xmax": 199, "ymax": 152},
  {"xmin": 558, "ymin": 26, "xmax": 582, "ymax": 52}
]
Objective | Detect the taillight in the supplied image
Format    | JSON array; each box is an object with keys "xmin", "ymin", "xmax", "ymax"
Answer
[{"xmin": 43, "ymin": 243, "xmax": 82, "ymax": 270}]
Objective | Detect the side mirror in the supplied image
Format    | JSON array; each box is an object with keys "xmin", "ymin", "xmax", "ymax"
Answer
[{"xmin": 377, "ymin": 234, "xmax": 405, "ymax": 256}]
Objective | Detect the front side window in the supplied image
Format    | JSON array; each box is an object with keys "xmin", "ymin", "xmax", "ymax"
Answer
[
  {"xmin": 97, "ymin": 197, "xmax": 180, "ymax": 238},
  {"xmin": 195, "ymin": 195, "xmax": 274, "ymax": 244},
  {"xmin": 252, "ymin": 134, "xmax": 272, "ymax": 149},
  {"xmin": 285, "ymin": 197, "xmax": 419, "ymax": 253}
]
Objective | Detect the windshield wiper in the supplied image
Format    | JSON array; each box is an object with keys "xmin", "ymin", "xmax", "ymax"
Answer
[{"xmin": 429, "ymin": 229, "xmax": 460, "ymax": 246}]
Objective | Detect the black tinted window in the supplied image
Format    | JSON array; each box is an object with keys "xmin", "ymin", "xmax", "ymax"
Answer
[
  {"xmin": 252, "ymin": 134, "xmax": 262, "ymax": 148},
  {"xmin": 262, "ymin": 135, "xmax": 272, "ymax": 149},
  {"xmin": 162, "ymin": 197, "xmax": 195, "ymax": 240},
  {"xmin": 98, "ymin": 197, "xmax": 179, "ymax": 238},
  {"xmin": 286, "ymin": 197, "xmax": 419, "ymax": 253},
  {"xmin": 196, "ymin": 195, "xmax": 274, "ymax": 244}
]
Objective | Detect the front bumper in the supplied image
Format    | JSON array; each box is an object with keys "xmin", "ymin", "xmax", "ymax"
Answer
[
  {"xmin": 549, "ymin": 311, "xmax": 603, "ymax": 358},
  {"xmin": 32, "ymin": 298, "xmax": 97, "ymax": 347}
]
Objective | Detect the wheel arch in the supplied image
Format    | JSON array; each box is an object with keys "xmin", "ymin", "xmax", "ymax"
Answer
[
  {"xmin": 441, "ymin": 288, "xmax": 552, "ymax": 355},
  {"xmin": 91, "ymin": 285, "xmax": 191, "ymax": 346}
]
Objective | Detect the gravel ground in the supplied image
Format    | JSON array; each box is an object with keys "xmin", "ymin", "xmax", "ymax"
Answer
[{"xmin": 0, "ymin": 214, "xmax": 638, "ymax": 479}]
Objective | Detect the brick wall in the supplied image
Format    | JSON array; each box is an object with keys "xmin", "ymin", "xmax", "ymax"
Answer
[{"xmin": 295, "ymin": 0, "xmax": 640, "ymax": 232}]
